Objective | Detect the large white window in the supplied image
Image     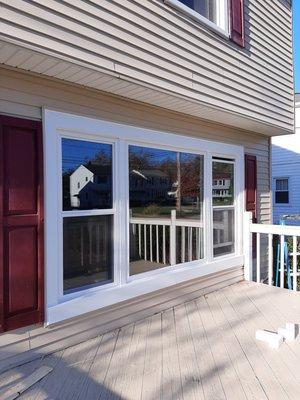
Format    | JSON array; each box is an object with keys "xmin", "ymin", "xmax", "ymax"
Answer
[{"xmin": 44, "ymin": 110, "xmax": 244, "ymax": 324}]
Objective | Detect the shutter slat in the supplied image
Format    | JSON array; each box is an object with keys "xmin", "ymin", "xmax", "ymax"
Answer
[{"xmin": 230, "ymin": 0, "xmax": 245, "ymax": 47}]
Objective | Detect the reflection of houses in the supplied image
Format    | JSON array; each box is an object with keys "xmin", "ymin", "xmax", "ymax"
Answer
[
  {"xmin": 130, "ymin": 169, "xmax": 171, "ymax": 205},
  {"xmin": 212, "ymin": 174, "xmax": 232, "ymax": 200},
  {"xmin": 70, "ymin": 163, "xmax": 111, "ymax": 209}
]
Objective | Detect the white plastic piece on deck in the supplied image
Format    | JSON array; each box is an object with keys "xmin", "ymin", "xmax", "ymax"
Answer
[
  {"xmin": 278, "ymin": 323, "xmax": 297, "ymax": 341},
  {"xmin": 255, "ymin": 329, "xmax": 284, "ymax": 349}
]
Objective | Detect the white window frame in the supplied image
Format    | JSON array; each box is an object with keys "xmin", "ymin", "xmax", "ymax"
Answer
[
  {"xmin": 274, "ymin": 177, "xmax": 290, "ymax": 206},
  {"xmin": 44, "ymin": 109, "xmax": 244, "ymax": 325},
  {"xmin": 164, "ymin": 0, "xmax": 229, "ymax": 37}
]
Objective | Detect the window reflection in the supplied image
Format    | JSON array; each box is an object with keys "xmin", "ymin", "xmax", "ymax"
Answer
[
  {"xmin": 62, "ymin": 138, "xmax": 112, "ymax": 210},
  {"xmin": 212, "ymin": 160, "xmax": 235, "ymax": 257},
  {"xmin": 212, "ymin": 161, "xmax": 234, "ymax": 206},
  {"xmin": 178, "ymin": 0, "xmax": 218, "ymax": 25},
  {"xmin": 63, "ymin": 215, "xmax": 113, "ymax": 293},
  {"xmin": 129, "ymin": 145, "xmax": 204, "ymax": 275}
]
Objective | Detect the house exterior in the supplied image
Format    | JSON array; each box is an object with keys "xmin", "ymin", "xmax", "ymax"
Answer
[
  {"xmin": 0, "ymin": 0, "xmax": 294, "ymax": 368},
  {"xmin": 272, "ymin": 94, "xmax": 300, "ymax": 223}
]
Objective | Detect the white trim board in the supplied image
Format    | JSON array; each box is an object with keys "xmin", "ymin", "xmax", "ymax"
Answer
[{"xmin": 43, "ymin": 109, "xmax": 245, "ymax": 325}]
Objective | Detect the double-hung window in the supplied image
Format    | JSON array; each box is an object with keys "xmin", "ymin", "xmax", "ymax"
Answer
[
  {"xmin": 274, "ymin": 178, "xmax": 289, "ymax": 204},
  {"xmin": 45, "ymin": 110, "xmax": 243, "ymax": 324}
]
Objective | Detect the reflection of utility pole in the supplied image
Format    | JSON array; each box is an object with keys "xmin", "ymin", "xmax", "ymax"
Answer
[{"xmin": 176, "ymin": 152, "xmax": 181, "ymax": 212}]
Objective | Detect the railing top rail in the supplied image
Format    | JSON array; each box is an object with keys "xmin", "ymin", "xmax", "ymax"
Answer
[
  {"xmin": 250, "ymin": 223, "xmax": 300, "ymax": 236},
  {"xmin": 130, "ymin": 217, "xmax": 204, "ymax": 228}
]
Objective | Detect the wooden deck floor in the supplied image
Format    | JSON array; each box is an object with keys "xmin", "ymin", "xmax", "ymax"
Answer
[{"xmin": 1, "ymin": 281, "xmax": 300, "ymax": 399}]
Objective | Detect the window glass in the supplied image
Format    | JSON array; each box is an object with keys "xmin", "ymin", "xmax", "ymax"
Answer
[
  {"xmin": 179, "ymin": 0, "xmax": 218, "ymax": 25},
  {"xmin": 275, "ymin": 179, "xmax": 289, "ymax": 204},
  {"xmin": 212, "ymin": 161, "xmax": 234, "ymax": 206},
  {"xmin": 62, "ymin": 138, "xmax": 112, "ymax": 211},
  {"xmin": 212, "ymin": 160, "xmax": 235, "ymax": 257},
  {"xmin": 129, "ymin": 145, "xmax": 204, "ymax": 275},
  {"xmin": 63, "ymin": 215, "xmax": 113, "ymax": 293},
  {"xmin": 213, "ymin": 209, "xmax": 234, "ymax": 256}
]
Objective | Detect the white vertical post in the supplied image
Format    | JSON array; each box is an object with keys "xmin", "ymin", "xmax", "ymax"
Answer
[
  {"xmin": 170, "ymin": 210, "xmax": 176, "ymax": 265},
  {"xmin": 150, "ymin": 225, "xmax": 153, "ymax": 262},
  {"xmin": 156, "ymin": 225, "xmax": 159, "ymax": 263},
  {"xmin": 163, "ymin": 225, "xmax": 166, "ymax": 264},
  {"xmin": 181, "ymin": 226, "xmax": 185, "ymax": 263},
  {"xmin": 138, "ymin": 224, "xmax": 141, "ymax": 258},
  {"xmin": 280, "ymin": 235, "xmax": 285, "ymax": 288},
  {"xmin": 268, "ymin": 233, "xmax": 273, "ymax": 285},
  {"xmin": 243, "ymin": 212, "xmax": 253, "ymax": 281},
  {"xmin": 256, "ymin": 232, "xmax": 261, "ymax": 283},
  {"xmin": 144, "ymin": 225, "xmax": 147, "ymax": 261},
  {"xmin": 293, "ymin": 236, "xmax": 297, "ymax": 291}
]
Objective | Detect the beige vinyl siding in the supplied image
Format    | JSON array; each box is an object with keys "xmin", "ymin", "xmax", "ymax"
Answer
[
  {"xmin": 0, "ymin": 0, "xmax": 293, "ymax": 133},
  {"xmin": 0, "ymin": 66, "xmax": 271, "ymax": 225}
]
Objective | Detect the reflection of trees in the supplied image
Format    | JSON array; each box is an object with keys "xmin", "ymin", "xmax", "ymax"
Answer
[{"xmin": 129, "ymin": 149, "xmax": 203, "ymax": 213}]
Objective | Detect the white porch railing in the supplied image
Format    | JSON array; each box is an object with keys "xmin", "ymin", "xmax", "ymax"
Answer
[
  {"xmin": 130, "ymin": 210, "xmax": 204, "ymax": 265},
  {"xmin": 130, "ymin": 209, "xmax": 234, "ymax": 266},
  {"xmin": 244, "ymin": 212, "xmax": 300, "ymax": 291}
]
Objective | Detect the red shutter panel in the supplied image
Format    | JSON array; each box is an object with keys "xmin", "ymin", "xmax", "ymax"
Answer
[
  {"xmin": 245, "ymin": 154, "xmax": 257, "ymax": 222},
  {"xmin": 230, "ymin": 0, "xmax": 245, "ymax": 47},
  {"xmin": 0, "ymin": 116, "xmax": 44, "ymax": 332}
]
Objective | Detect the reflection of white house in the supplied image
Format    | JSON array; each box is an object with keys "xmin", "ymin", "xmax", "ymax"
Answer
[
  {"xmin": 70, "ymin": 163, "xmax": 111, "ymax": 208},
  {"xmin": 130, "ymin": 169, "xmax": 171, "ymax": 205},
  {"xmin": 212, "ymin": 176, "xmax": 232, "ymax": 199}
]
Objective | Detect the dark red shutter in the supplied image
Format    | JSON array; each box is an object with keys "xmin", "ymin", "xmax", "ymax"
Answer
[
  {"xmin": 230, "ymin": 0, "xmax": 245, "ymax": 47},
  {"xmin": 0, "ymin": 116, "xmax": 44, "ymax": 332},
  {"xmin": 245, "ymin": 154, "xmax": 257, "ymax": 222}
]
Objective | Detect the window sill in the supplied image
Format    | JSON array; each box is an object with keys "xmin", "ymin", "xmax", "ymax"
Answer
[
  {"xmin": 46, "ymin": 255, "xmax": 243, "ymax": 325},
  {"xmin": 164, "ymin": 0, "xmax": 229, "ymax": 40}
]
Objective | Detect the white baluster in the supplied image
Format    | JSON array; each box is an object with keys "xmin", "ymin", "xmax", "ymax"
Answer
[
  {"xmin": 256, "ymin": 232, "xmax": 260, "ymax": 283},
  {"xmin": 268, "ymin": 233, "xmax": 273, "ymax": 285},
  {"xmin": 293, "ymin": 236, "xmax": 297, "ymax": 291}
]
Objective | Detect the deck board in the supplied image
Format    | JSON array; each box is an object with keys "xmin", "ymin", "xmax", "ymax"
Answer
[{"xmin": 2, "ymin": 281, "xmax": 300, "ymax": 400}]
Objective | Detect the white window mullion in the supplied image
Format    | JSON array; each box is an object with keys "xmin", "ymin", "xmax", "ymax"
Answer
[
  {"xmin": 118, "ymin": 140, "xmax": 130, "ymax": 285},
  {"xmin": 204, "ymin": 153, "xmax": 213, "ymax": 262}
]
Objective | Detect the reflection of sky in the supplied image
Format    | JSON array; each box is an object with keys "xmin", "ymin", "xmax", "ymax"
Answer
[
  {"xmin": 129, "ymin": 145, "xmax": 200, "ymax": 165},
  {"xmin": 62, "ymin": 138, "xmax": 112, "ymax": 173}
]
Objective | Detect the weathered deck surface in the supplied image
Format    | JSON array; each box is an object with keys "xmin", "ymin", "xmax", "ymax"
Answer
[{"xmin": 1, "ymin": 281, "xmax": 300, "ymax": 400}]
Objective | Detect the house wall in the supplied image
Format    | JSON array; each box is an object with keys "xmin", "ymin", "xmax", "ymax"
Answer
[
  {"xmin": 272, "ymin": 106, "xmax": 300, "ymax": 223},
  {"xmin": 0, "ymin": 66, "xmax": 272, "ymax": 226},
  {"xmin": 0, "ymin": 0, "xmax": 294, "ymax": 133},
  {"xmin": 0, "ymin": 66, "xmax": 271, "ymax": 367}
]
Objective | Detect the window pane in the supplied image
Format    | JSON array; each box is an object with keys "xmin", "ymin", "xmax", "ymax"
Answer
[
  {"xmin": 129, "ymin": 145, "xmax": 204, "ymax": 275},
  {"xmin": 62, "ymin": 138, "xmax": 112, "ymax": 210},
  {"xmin": 178, "ymin": 0, "xmax": 218, "ymax": 24},
  {"xmin": 63, "ymin": 215, "xmax": 113, "ymax": 293},
  {"xmin": 276, "ymin": 179, "xmax": 288, "ymax": 191},
  {"xmin": 213, "ymin": 209, "xmax": 234, "ymax": 257},
  {"xmin": 275, "ymin": 191, "xmax": 289, "ymax": 204},
  {"xmin": 212, "ymin": 161, "xmax": 234, "ymax": 206}
]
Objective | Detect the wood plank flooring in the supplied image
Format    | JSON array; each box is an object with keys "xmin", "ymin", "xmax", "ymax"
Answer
[{"xmin": 1, "ymin": 281, "xmax": 300, "ymax": 400}]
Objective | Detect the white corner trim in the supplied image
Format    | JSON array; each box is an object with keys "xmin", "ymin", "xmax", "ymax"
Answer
[{"xmin": 164, "ymin": 0, "xmax": 229, "ymax": 39}]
